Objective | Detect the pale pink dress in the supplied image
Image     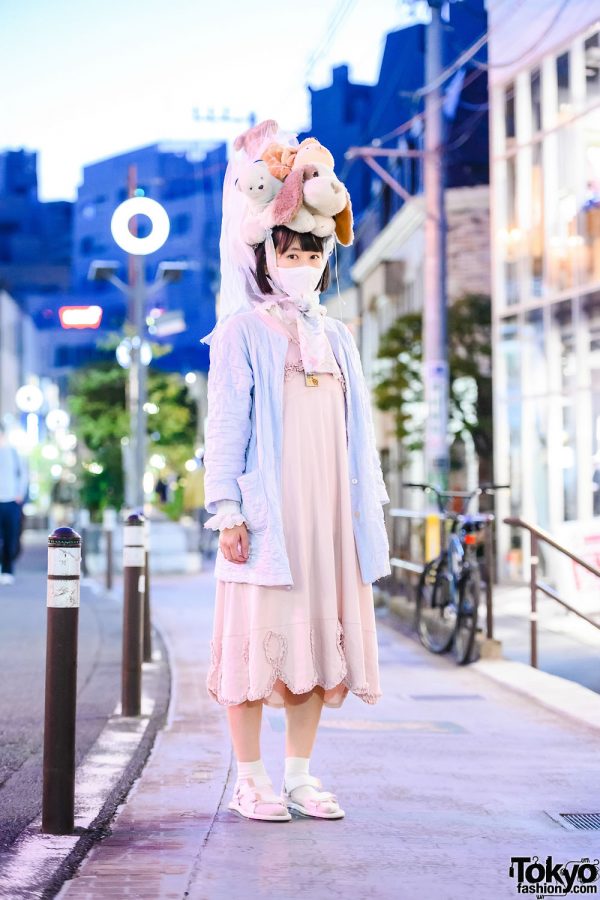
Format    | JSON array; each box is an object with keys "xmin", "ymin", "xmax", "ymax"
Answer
[{"xmin": 206, "ymin": 307, "xmax": 382, "ymax": 708}]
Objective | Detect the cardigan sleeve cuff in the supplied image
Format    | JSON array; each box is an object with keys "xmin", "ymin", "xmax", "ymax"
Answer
[{"xmin": 204, "ymin": 499, "xmax": 247, "ymax": 531}]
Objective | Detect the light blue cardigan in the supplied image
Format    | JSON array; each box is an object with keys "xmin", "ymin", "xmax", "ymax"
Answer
[{"xmin": 202, "ymin": 308, "xmax": 391, "ymax": 586}]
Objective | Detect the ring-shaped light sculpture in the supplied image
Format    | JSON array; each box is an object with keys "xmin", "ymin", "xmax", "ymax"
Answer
[{"xmin": 110, "ymin": 197, "xmax": 170, "ymax": 256}]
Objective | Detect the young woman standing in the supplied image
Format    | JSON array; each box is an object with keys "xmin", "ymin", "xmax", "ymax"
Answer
[{"xmin": 201, "ymin": 121, "xmax": 391, "ymax": 822}]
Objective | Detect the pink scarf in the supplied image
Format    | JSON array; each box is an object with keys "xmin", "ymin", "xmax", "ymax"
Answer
[{"xmin": 262, "ymin": 232, "xmax": 339, "ymax": 376}]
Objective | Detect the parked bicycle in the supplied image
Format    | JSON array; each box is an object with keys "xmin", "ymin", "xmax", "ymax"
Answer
[{"xmin": 403, "ymin": 482, "xmax": 509, "ymax": 665}]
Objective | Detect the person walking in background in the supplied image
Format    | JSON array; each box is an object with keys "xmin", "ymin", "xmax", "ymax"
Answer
[{"xmin": 0, "ymin": 422, "xmax": 29, "ymax": 585}]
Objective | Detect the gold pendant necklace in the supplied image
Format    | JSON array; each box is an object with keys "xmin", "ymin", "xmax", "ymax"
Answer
[{"xmin": 281, "ymin": 314, "xmax": 319, "ymax": 388}]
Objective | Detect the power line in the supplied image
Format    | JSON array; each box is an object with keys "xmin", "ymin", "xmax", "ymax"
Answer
[
  {"xmin": 373, "ymin": 63, "xmax": 486, "ymax": 146},
  {"xmin": 273, "ymin": 0, "xmax": 358, "ymax": 116},
  {"xmin": 462, "ymin": 0, "xmax": 572, "ymax": 70},
  {"xmin": 369, "ymin": 0, "xmax": 570, "ymax": 149},
  {"xmin": 304, "ymin": 0, "xmax": 358, "ymax": 80}
]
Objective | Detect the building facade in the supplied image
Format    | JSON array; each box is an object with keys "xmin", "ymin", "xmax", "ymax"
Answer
[
  {"xmin": 0, "ymin": 289, "xmax": 38, "ymax": 424},
  {"xmin": 488, "ymin": 1, "xmax": 600, "ymax": 578},
  {"xmin": 0, "ymin": 148, "xmax": 72, "ymax": 296},
  {"xmin": 350, "ymin": 185, "xmax": 491, "ymax": 509}
]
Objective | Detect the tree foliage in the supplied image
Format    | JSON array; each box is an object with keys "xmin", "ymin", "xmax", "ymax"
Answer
[
  {"xmin": 66, "ymin": 356, "xmax": 197, "ymax": 518},
  {"xmin": 373, "ymin": 292, "xmax": 492, "ymax": 465}
]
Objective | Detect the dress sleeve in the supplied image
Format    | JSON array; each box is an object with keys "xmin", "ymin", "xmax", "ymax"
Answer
[
  {"xmin": 204, "ymin": 499, "xmax": 248, "ymax": 531},
  {"xmin": 203, "ymin": 319, "xmax": 254, "ymax": 515},
  {"xmin": 341, "ymin": 323, "xmax": 390, "ymax": 505}
]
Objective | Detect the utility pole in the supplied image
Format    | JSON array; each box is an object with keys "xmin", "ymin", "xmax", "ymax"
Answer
[
  {"xmin": 423, "ymin": 0, "xmax": 449, "ymax": 490},
  {"xmin": 126, "ymin": 164, "xmax": 147, "ymax": 512}
]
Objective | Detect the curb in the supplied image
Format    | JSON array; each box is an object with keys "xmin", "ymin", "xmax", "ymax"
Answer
[
  {"xmin": 0, "ymin": 616, "xmax": 171, "ymax": 900},
  {"xmin": 375, "ymin": 585, "xmax": 600, "ymax": 735}
]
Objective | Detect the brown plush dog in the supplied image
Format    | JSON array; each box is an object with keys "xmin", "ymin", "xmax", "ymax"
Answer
[{"xmin": 269, "ymin": 164, "xmax": 354, "ymax": 245}]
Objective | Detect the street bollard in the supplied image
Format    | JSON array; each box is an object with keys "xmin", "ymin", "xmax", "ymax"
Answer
[
  {"xmin": 142, "ymin": 517, "xmax": 152, "ymax": 662},
  {"xmin": 122, "ymin": 512, "xmax": 145, "ymax": 716},
  {"xmin": 42, "ymin": 526, "xmax": 81, "ymax": 835},
  {"xmin": 103, "ymin": 507, "xmax": 117, "ymax": 591}
]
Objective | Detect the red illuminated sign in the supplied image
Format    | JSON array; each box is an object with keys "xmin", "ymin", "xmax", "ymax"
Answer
[{"xmin": 59, "ymin": 306, "xmax": 103, "ymax": 329}]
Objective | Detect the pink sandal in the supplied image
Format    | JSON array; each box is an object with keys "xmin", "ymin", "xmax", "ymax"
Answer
[
  {"xmin": 282, "ymin": 773, "xmax": 345, "ymax": 819},
  {"xmin": 227, "ymin": 776, "xmax": 292, "ymax": 822}
]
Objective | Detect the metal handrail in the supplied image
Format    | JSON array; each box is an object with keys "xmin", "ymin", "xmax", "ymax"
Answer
[{"xmin": 504, "ymin": 515, "xmax": 600, "ymax": 668}]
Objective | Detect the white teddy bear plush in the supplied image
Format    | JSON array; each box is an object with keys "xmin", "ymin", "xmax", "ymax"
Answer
[{"xmin": 236, "ymin": 160, "xmax": 283, "ymax": 244}]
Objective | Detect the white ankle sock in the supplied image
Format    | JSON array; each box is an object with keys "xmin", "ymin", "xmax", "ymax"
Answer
[
  {"xmin": 284, "ymin": 757, "xmax": 315, "ymax": 799},
  {"xmin": 285, "ymin": 756, "xmax": 310, "ymax": 779},
  {"xmin": 236, "ymin": 758, "xmax": 272, "ymax": 788}
]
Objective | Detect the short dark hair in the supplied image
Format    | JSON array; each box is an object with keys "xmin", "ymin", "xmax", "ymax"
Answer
[{"xmin": 253, "ymin": 226, "xmax": 331, "ymax": 295}]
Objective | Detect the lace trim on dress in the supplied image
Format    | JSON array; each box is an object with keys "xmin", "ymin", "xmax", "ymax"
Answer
[
  {"xmin": 206, "ymin": 622, "xmax": 382, "ymax": 707},
  {"xmin": 283, "ymin": 361, "xmax": 347, "ymax": 393}
]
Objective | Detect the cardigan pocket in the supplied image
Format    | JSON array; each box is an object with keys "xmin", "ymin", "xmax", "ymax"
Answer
[{"xmin": 236, "ymin": 468, "xmax": 268, "ymax": 533}]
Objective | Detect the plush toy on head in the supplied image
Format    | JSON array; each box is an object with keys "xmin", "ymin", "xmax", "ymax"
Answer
[
  {"xmin": 233, "ymin": 120, "xmax": 354, "ymax": 247},
  {"xmin": 267, "ymin": 162, "xmax": 353, "ymax": 245},
  {"xmin": 236, "ymin": 160, "xmax": 284, "ymax": 245},
  {"xmin": 291, "ymin": 138, "xmax": 335, "ymax": 171}
]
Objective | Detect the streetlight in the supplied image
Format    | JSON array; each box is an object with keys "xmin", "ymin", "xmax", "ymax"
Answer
[{"xmin": 88, "ymin": 197, "xmax": 190, "ymax": 510}]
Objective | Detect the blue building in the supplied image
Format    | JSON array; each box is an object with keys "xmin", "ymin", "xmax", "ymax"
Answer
[
  {"xmin": 0, "ymin": 148, "xmax": 72, "ymax": 294},
  {"xmin": 72, "ymin": 140, "xmax": 226, "ymax": 373}
]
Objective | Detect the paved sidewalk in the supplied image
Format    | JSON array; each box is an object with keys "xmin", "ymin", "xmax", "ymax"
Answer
[{"xmin": 57, "ymin": 569, "xmax": 600, "ymax": 900}]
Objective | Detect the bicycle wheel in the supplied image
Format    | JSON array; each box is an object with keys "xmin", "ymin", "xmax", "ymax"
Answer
[
  {"xmin": 454, "ymin": 565, "xmax": 480, "ymax": 665},
  {"xmin": 416, "ymin": 555, "xmax": 457, "ymax": 654}
]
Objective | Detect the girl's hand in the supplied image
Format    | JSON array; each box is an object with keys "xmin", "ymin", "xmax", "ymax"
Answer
[{"xmin": 219, "ymin": 523, "xmax": 249, "ymax": 564}]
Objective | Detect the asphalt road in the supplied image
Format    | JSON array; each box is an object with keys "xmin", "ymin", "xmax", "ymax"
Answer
[{"xmin": 0, "ymin": 538, "xmax": 122, "ymax": 853}]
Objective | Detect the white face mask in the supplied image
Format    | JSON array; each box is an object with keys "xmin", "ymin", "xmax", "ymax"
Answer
[{"xmin": 274, "ymin": 263, "xmax": 324, "ymax": 302}]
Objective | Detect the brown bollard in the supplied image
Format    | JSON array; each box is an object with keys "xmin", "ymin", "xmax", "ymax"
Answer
[
  {"xmin": 103, "ymin": 508, "xmax": 117, "ymax": 592},
  {"xmin": 122, "ymin": 512, "xmax": 145, "ymax": 716},
  {"xmin": 42, "ymin": 526, "xmax": 82, "ymax": 835},
  {"xmin": 142, "ymin": 517, "xmax": 152, "ymax": 662}
]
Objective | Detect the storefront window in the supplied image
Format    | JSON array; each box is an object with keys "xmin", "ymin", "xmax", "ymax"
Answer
[
  {"xmin": 583, "ymin": 292, "xmax": 600, "ymax": 516},
  {"xmin": 556, "ymin": 51, "xmax": 570, "ymax": 115},
  {"xmin": 505, "ymin": 82, "xmax": 516, "ymax": 142},
  {"xmin": 532, "ymin": 398, "xmax": 550, "ymax": 528},
  {"xmin": 504, "ymin": 155, "xmax": 519, "ymax": 304},
  {"xmin": 551, "ymin": 300, "xmax": 577, "ymax": 520},
  {"xmin": 585, "ymin": 31, "xmax": 600, "ymax": 102},
  {"xmin": 530, "ymin": 67, "xmax": 542, "ymax": 132},
  {"xmin": 561, "ymin": 400, "xmax": 577, "ymax": 521},
  {"xmin": 548, "ymin": 123, "xmax": 581, "ymax": 292},
  {"xmin": 582, "ymin": 108, "xmax": 600, "ymax": 285},
  {"xmin": 553, "ymin": 299, "xmax": 575, "ymax": 391},
  {"xmin": 507, "ymin": 402, "xmax": 522, "ymax": 517},
  {"xmin": 524, "ymin": 307, "xmax": 546, "ymax": 394},
  {"xmin": 499, "ymin": 315, "xmax": 520, "ymax": 396},
  {"xmin": 530, "ymin": 141, "xmax": 544, "ymax": 297}
]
